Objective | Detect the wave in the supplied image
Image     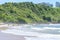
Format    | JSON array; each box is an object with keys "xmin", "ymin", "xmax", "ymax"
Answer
[
  {"xmin": 1, "ymin": 24, "xmax": 60, "ymax": 40},
  {"xmin": 1, "ymin": 29, "xmax": 60, "ymax": 40},
  {"xmin": 31, "ymin": 27, "xmax": 60, "ymax": 30}
]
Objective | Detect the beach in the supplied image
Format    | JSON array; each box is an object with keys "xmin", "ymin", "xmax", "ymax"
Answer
[
  {"xmin": 0, "ymin": 32, "xmax": 25, "ymax": 40},
  {"xmin": 0, "ymin": 23, "xmax": 25, "ymax": 40},
  {"xmin": 0, "ymin": 23, "xmax": 60, "ymax": 40}
]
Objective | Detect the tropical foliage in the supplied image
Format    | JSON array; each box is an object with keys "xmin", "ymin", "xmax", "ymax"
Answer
[{"xmin": 0, "ymin": 2, "xmax": 60, "ymax": 23}]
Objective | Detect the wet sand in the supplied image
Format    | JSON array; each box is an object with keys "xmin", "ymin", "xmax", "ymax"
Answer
[{"xmin": 0, "ymin": 32, "xmax": 25, "ymax": 40}]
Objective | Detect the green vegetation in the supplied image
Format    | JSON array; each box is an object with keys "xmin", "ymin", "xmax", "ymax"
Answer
[{"xmin": 0, "ymin": 2, "xmax": 60, "ymax": 23}]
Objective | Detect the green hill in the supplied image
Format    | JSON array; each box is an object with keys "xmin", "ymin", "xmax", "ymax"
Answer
[{"xmin": 0, "ymin": 2, "xmax": 60, "ymax": 23}]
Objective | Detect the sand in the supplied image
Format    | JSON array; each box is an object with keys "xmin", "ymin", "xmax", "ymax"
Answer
[{"xmin": 0, "ymin": 32, "xmax": 25, "ymax": 40}]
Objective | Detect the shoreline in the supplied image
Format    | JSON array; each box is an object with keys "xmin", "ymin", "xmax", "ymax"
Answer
[
  {"xmin": 0, "ymin": 22, "xmax": 60, "ymax": 28},
  {"xmin": 0, "ymin": 23, "xmax": 60, "ymax": 40}
]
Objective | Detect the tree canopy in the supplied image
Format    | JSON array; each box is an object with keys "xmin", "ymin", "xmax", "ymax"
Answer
[{"xmin": 0, "ymin": 2, "xmax": 60, "ymax": 23}]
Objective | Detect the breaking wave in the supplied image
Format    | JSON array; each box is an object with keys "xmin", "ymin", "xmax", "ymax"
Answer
[{"xmin": 1, "ymin": 24, "xmax": 60, "ymax": 40}]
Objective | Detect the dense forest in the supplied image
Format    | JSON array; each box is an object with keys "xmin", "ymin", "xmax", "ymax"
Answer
[{"xmin": 0, "ymin": 2, "xmax": 60, "ymax": 24}]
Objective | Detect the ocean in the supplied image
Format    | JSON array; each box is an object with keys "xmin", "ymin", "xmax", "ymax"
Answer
[{"xmin": 1, "ymin": 24, "xmax": 60, "ymax": 40}]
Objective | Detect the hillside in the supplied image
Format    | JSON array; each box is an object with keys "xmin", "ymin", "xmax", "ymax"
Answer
[{"xmin": 0, "ymin": 2, "xmax": 60, "ymax": 23}]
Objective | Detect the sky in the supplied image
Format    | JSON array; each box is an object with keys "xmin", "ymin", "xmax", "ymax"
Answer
[{"xmin": 0, "ymin": 0, "xmax": 60, "ymax": 6}]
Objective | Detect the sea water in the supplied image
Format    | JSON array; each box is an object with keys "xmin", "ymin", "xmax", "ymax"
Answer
[{"xmin": 1, "ymin": 24, "xmax": 60, "ymax": 40}]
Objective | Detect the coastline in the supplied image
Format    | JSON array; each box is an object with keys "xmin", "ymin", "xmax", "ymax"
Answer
[
  {"xmin": 0, "ymin": 23, "xmax": 60, "ymax": 40},
  {"xmin": 0, "ymin": 22, "xmax": 60, "ymax": 28}
]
